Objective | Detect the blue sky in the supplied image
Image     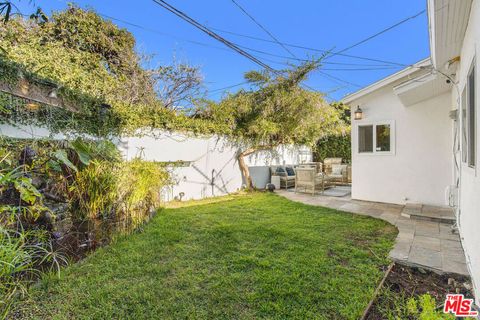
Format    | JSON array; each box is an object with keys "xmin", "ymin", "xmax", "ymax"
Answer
[{"xmin": 15, "ymin": 0, "xmax": 429, "ymax": 101}]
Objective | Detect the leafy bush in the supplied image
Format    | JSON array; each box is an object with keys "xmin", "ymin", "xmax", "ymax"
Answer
[
  {"xmin": 373, "ymin": 289, "xmax": 455, "ymax": 320},
  {"xmin": 69, "ymin": 160, "xmax": 118, "ymax": 222},
  {"xmin": 0, "ymin": 227, "xmax": 67, "ymax": 318},
  {"xmin": 313, "ymin": 133, "xmax": 351, "ymax": 163},
  {"xmin": 0, "ymin": 138, "xmax": 171, "ymax": 318},
  {"xmin": 117, "ymin": 159, "xmax": 170, "ymax": 232}
]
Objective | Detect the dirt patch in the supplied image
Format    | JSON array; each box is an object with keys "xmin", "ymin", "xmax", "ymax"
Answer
[{"xmin": 366, "ymin": 264, "xmax": 473, "ymax": 319}]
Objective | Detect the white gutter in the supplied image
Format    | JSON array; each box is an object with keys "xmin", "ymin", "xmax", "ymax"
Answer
[{"xmin": 342, "ymin": 58, "xmax": 431, "ymax": 104}]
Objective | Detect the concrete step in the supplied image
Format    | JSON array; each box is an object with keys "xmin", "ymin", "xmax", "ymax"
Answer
[{"xmin": 401, "ymin": 203, "xmax": 456, "ymax": 225}]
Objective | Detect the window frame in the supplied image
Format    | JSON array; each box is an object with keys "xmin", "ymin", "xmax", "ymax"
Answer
[
  {"xmin": 467, "ymin": 60, "xmax": 476, "ymax": 168},
  {"xmin": 355, "ymin": 120, "xmax": 395, "ymax": 156},
  {"xmin": 461, "ymin": 86, "xmax": 468, "ymax": 163}
]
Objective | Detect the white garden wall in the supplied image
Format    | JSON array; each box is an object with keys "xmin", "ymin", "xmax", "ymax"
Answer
[
  {"xmin": 0, "ymin": 124, "xmax": 311, "ymax": 201},
  {"xmin": 350, "ymin": 88, "xmax": 453, "ymax": 206},
  {"xmin": 454, "ymin": 0, "xmax": 480, "ymax": 305}
]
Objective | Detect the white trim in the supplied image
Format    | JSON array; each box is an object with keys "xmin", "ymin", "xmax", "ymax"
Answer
[
  {"xmin": 427, "ymin": 0, "xmax": 437, "ymax": 69},
  {"xmin": 342, "ymin": 59, "xmax": 431, "ymax": 104},
  {"xmin": 393, "ymin": 72, "xmax": 437, "ymax": 95},
  {"xmin": 354, "ymin": 120, "xmax": 396, "ymax": 156}
]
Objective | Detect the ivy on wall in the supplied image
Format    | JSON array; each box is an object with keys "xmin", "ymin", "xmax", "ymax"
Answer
[
  {"xmin": 313, "ymin": 133, "xmax": 352, "ymax": 163},
  {"xmin": 0, "ymin": 6, "xmax": 231, "ymax": 138}
]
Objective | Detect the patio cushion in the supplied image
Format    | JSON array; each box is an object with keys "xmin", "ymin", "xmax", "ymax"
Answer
[
  {"xmin": 285, "ymin": 166, "xmax": 295, "ymax": 176},
  {"xmin": 331, "ymin": 164, "xmax": 346, "ymax": 175},
  {"xmin": 329, "ymin": 174, "xmax": 343, "ymax": 179},
  {"xmin": 275, "ymin": 167, "xmax": 287, "ymax": 176}
]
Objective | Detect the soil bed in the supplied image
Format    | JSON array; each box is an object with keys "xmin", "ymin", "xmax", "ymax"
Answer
[{"xmin": 366, "ymin": 264, "xmax": 473, "ymax": 319}]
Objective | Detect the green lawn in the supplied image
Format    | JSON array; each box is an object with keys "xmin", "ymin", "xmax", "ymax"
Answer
[{"xmin": 20, "ymin": 193, "xmax": 397, "ymax": 319}]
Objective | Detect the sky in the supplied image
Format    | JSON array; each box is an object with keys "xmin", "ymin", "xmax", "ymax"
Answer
[{"xmin": 14, "ymin": 0, "xmax": 430, "ymax": 102}]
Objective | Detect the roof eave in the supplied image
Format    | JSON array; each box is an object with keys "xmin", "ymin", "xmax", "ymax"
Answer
[{"xmin": 341, "ymin": 58, "xmax": 431, "ymax": 104}]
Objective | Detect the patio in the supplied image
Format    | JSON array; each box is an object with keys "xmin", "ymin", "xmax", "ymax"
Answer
[{"xmin": 276, "ymin": 187, "xmax": 469, "ymax": 276}]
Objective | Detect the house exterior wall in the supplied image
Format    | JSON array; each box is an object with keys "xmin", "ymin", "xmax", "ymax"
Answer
[
  {"xmin": 0, "ymin": 124, "xmax": 311, "ymax": 201},
  {"xmin": 455, "ymin": 0, "xmax": 480, "ymax": 305},
  {"xmin": 350, "ymin": 88, "xmax": 453, "ymax": 206}
]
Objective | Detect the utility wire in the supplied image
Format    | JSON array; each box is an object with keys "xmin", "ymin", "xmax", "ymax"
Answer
[
  {"xmin": 230, "ymin": 0, "xmax": 297, "ymax": 58},
  {"xmin": 210, "ymin": 26, "xmax": 407, "ymax": 67},
  {"xmin": 100, "ymin": 11, "xmax": 365, "ymax": 94},
  {"xmin": 151, "ymin": 0, "xmax": 276, "ymax": 71},
  {"xmin": 100, "ymin": 12, "xmax": 402, "ymax": 69},
  {"xmin": 318, "ymin": 71, "xmax": 363, "ymax": 88},
  {"xmin": 326, "ymin": 9, "xmax": 426, "ymax": 58},
  {"xmin": 209, "ymin": 81, "xmax": 250, "ymax": 93}
]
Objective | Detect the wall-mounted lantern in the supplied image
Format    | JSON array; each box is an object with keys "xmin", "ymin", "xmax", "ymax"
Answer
[{"xmin": 354, "ymin": 106, "xmax": 363, "ymax": 120}]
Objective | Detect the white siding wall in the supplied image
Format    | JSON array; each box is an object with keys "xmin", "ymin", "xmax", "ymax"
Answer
[
  {"xmin": 350, "ymin": 89, "xmax": 453, "ymax": 206},
  {"xmin": 456, "ymin": 0, "xmax": 480, "ymax": 305},
  {"xmin": 0, "ymin": 124, "xmax": 311, "ymax": 201}
]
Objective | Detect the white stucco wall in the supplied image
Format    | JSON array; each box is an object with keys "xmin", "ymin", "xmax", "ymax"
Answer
[
  {"xmin": 118, "ymin": 131, "xmax": 310, "ymax": 201},
  {"xmin": 455, "ymin": 0, "xmax": 480, "ymax": 305},
  {"xmin": 349, "ymin": 88, "xmax": 453, "ymax": 206},
  {"xmin": 0, "ymin": 124, "xmax": 311, "ymax": 201}
]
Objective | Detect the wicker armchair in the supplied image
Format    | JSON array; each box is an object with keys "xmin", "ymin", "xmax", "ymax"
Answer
[
  {"xmin": 328, "ymin": 164, "xmax": 349, "ymax": 184},
  {"xmin": 270, "ymin": 165, "xmax": 296, "ymax": 189},
  {"xmin": 295, "ymin": 168, "xmax": 330, "ymax": 195},
  {"xmin": 323, "ymin": 158, "xmax": 342, "ymax": 175}
]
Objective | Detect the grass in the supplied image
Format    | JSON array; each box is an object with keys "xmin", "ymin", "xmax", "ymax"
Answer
[{"xmin": 18, "ymin": 193, "xmax": 397, "ymax": 319}]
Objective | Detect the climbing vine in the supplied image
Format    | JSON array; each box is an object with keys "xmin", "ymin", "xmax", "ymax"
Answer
[{"xmin": 0, "ymin": 6, "xmax": 230, "ymax": 138}]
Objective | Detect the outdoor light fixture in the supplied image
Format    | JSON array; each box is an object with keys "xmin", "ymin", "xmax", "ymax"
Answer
[{"xmin": 354, "ymin": 106, "xmax": 363, "ymax": 120}]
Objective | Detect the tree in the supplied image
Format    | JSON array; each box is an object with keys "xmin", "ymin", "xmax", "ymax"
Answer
[
  {"xmin": 0, "ymin": 5, "xmax": 207, "ymax": 134},
  {"xmin": 0, "ymin": 1, "xmax": 47, "ymax": 23},
  {"xmin": 152, "ymin": 61, "xmax": 204, "ymax": 111},
  {"xmin": 199, "ymin": 62, "xmax": 347, "ymax": 189}
]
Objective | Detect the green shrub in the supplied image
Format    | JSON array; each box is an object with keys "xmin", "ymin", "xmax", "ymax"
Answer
[
  {"xmin": 313, "ymin": 133, "xmax": 351, "ymax": 163},
  {"xmin": 69, "ymin": 160, "xmax": 119, "ymax": 222},
  {"xmin": 117, "ymin": 159, "xmax": 170, "ymax": 233},
  {"xmin": 0, "ymin": 228, "xmax": 66, "ymax": 318}
]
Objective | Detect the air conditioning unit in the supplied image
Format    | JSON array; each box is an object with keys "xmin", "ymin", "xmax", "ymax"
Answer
[{"xmin": 445, "ymin": 185, "xmax": 458, "ymax": 207}]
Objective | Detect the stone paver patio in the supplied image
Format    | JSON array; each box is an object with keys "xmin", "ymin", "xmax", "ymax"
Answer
[{"xmin": 277, "ymin": 188, "xmax": 469, "ymax": 276}]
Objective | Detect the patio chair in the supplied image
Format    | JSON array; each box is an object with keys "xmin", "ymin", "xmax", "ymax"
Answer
[
  {"xmin": 323, "ymin": 158, "xmax": 342, "ymax": 175},
  {"xmin": 270, "ymin": 165, "xmax": 296, "ymax": 189},
  {"xmin": 328, "ymin": 164, "xmax": 349, "ymax": 185},
  {"xmin": 295, "ymin": 167, "xmax": 329, "ymax": 195},
  {"xmin": 298, "ymin": 162, "xmax": 323, "ymax": 173}
]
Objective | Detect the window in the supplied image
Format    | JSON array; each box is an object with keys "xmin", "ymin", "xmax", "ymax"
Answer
[
  {"xmin": 357, "ymin": 121, "xmax": 394, "ymax": 154},
  {"xmin": 376, "ymin": 124, "xmax": 391, "ymax": 152},
  {"xmin": 467, "ymin": 64, "xmax": 476, "ymax": 167},
  {"xmin": 462, "ymin": 88, "xmax": 467, "ymax": 163},
  {"xmin": 463, "ymin": 61, "xmax": 476, "ymax": 168},
  {"xmin": 358, "ymin": 125, "xmax": 373, "ymax": 153}
]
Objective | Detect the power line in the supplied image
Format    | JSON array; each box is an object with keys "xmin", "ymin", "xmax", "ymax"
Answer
[
  {"xmin": 209, "ymin": 26, "xmax": 408, "ymax": 67},
  {"xmin": 318, "ymin": 71, "xmax": 363, "ymax": 88},
  {"xmin": 326, "ymin": 9, "xmax": 426, "ymax": 59},
  {"xmin": 230, "ymin": 0, "xmax": 297, "ymax": 58},
  {"xmin": 99, "ymin": 12, "xmax": 364, "ymax": 94},
  {"xmin": 151, "ymin": 0, "xmax": 276, "ymax": 71},
  {"xmin": 100, "ymin": 12, "xmax": 403, "ymax": 69},
  {"xmin": 208, "ymin": 81, "xmax": 250, "ymax": 94}
]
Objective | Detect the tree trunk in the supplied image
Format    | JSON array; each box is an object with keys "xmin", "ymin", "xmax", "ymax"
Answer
[
  {"xmin": 238, "ymin": 151, "xmax": 254, "ymax": 189},
  {"xmin": 237, "ymin": 146, "xmax": 276, "ymax": 190}
]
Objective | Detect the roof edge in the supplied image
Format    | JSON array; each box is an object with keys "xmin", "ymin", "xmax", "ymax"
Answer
[{"xmin": 341, "ymin": 58, "xmax": 431, "ymax": 104}]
